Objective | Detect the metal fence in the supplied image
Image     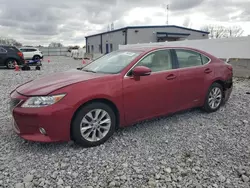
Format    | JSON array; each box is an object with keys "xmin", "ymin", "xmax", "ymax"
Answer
[{"xmin": 39, "ymin": 47, "xmax": 69, "ymax": 56}]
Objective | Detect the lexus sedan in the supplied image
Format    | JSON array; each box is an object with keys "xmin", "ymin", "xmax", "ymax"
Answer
[{"xmin": 10, "ymin": 47, "xmax": 233, "ymax": 147}]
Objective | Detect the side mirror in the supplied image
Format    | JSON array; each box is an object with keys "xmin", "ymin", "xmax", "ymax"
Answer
[{"xmin": 132, "ymin": 66, "xmax": 151, "ymax": 77}]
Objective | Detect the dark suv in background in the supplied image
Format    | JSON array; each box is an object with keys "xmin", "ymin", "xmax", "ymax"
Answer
[{"xmin": 0, "ymin": 45, "xmax": 25, "ymax": 69}]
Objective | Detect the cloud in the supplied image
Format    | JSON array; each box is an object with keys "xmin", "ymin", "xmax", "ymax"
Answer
[{"xmin": 0, "ymin": 0, "xmax": 249, "ymax": 46}]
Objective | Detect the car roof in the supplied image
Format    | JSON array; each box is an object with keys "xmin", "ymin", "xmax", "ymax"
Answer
[
  {"xmin": 19, "ymin": 47, "xmax": 38, "ymax": 49},
  {"xmin": 122, "ymin": 46, "xmax": 214, "ymax": 58},
  {"xmin": 0, "ymin": 45, "xmax": 18, "ymax": 48},
  {"xmin": 123, "ymin": 46, "xmax": 201, "ymax": 52}
]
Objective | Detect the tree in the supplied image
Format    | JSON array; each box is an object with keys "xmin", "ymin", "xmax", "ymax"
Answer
[
  {"xmin": 201, "ymin": 25, "xmax": 227, "ymax": 38},
  {"xmin": 0, "ymin": 37, "xmax": 22, "ymax": 46},
  {"xmin": 201, "ymin": 24, "xmax": 244, "ymax": 39},
  {"xmin": 227, "ymin": 26, "xmax": 244, "ymax": 37},
  {"xmin": 48, "ymin": 42, "xmax": 63, "ymax": 47}
]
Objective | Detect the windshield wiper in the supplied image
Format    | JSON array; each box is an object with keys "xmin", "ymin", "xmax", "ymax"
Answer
[{"xmin": 82, "ymin": 69, "xmax": 97, "ymax": 73}]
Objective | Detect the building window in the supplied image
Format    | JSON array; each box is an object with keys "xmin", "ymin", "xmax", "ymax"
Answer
[
  {"xmin": 87, "ymin": 45, "xmax": 90, "ymax": 53},
  {"xmin": 110, "ymin": 44, "xmax": 113, "ymax": 52},
  {"xmin": 99, "ymin": 45, "xmax": 101, "ymax": 53},
  {"xmin": 91, "ymin": 45, "xmax": 94, "ymax": 53}
]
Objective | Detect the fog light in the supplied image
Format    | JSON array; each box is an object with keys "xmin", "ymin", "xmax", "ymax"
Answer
[{"xmin": 39, "ymin": 128, "xmax": 47, "ymax": 135}]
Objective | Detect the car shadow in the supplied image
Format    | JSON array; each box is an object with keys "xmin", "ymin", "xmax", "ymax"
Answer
[
  {"xmin": 0, "ymin": 66, "xmax": 9, "ymax": 69},
  {"xmin": 14, "ymin": 107, "xmax": 203, "ymax": 152}
]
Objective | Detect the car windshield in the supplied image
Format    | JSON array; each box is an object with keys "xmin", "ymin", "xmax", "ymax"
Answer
[{"xmin": 82, "ymin": 50, "xmax": 141, "ymax": 74}]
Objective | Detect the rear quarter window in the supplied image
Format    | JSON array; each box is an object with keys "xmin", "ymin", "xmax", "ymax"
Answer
[
  {"xmin": 0, "ymin": 47, "xmax": 7, "ymax": 53},
  {"xmin": 201, "ymin": 55, "xmax": 210, "ymax": 64}
]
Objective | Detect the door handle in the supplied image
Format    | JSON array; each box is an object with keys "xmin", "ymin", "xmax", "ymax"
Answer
[
  {"xmin": 166, "ymin": 74, "xmax": 176, "ymax": 80},
  {"xmin": 204, "ymin": 68, "xmax": 212, "ymax": 74}
]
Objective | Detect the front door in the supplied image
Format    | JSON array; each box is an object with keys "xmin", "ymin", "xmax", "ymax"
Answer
[{"xmin": 123, "ymin": 49, "xmax": 180, "ymax": 124}]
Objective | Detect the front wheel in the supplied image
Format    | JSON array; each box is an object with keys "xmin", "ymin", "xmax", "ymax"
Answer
[
  {"xmin": 71, "ymin": 102, "xmax": 116, "ymax": 147},
  {"xmin": 203, "ymin": 83, "xmax": 223, "ymax": 113}
]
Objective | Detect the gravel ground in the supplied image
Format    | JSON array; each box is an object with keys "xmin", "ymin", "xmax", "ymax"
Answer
[{"xmin": 0, "ymin": 56, "xmax": 250, "ymax": 188}]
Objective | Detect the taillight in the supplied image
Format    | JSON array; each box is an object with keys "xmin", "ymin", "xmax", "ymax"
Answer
[
  {"xmin": 17, "ymin": 52, "xmax": 23, "ymax": 58},
  {"xmin": 227, "ymin": 64, "xmax": 233, "ymax": 71}
]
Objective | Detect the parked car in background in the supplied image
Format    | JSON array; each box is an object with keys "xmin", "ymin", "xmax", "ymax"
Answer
[
  {"xmin": 0, "ymin": 45, "xmax": 25, "ymax": 69},
  {"xmin": 19, "ymin": 47, "xmax": 43, "ymax": 60},
  {"xmin": 10, "ymin": 46, "xmax": 233, "ymax": 147}
]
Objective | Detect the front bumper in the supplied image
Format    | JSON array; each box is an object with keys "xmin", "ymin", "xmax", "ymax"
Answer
[{"xmin": 10, "ymin": 91, "xmax": 73, "ymax": 143}]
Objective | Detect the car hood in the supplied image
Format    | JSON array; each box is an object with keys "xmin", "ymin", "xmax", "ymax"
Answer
[{"xmin": 16, "ymin": 69, "xmax": 108, "ymax": 96}]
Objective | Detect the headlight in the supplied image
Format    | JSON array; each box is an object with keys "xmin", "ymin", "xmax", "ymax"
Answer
[{"xmin": 21, "ymin": 94, "xmax": 66, "ymax": 108}]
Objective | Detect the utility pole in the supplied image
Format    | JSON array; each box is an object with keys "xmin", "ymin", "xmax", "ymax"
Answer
[{"xmin": 163, "ymin": 4, "xmax": 169, "ymax": 25}]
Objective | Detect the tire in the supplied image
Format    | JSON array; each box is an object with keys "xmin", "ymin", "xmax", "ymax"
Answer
[
  {"xmin": 203, "ymin": 83, "xmax": 223, "ymax": 113},
  {"xmin": 5, "ymin": 59, "xmax": 16, "ymax": 69},
  {"xmin": 32, "ymin": 55, "xmax": 40, "ymax": 60},
  {"xmin": 71, "ymin": 102, "xmax": 116, "ymax": 147}
]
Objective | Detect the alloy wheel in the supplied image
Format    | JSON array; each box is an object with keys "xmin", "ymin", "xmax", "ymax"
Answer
[
  {"xmin": 7, "ymin": 60, "xmax": 15, "ymax": 69},
  {"xmin": 208, "ymin": 87, "xmax": 222, "ymax": 109},
  {"xmin": 80, "ymin": 109, "xmax": 111, "ymax": 142}
]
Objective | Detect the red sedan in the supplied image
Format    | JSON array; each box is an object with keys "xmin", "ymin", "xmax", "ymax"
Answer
[{"xmin": 10, "ymin": 47, "xmax": 233, "ymax": 147}]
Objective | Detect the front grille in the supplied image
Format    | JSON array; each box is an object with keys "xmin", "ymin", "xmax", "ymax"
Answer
[{"xmin": 9, "ymin": 98, "xmax": 22, "ymax": 112}]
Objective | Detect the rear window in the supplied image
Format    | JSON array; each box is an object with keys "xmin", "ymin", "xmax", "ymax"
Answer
[{"xmin": 6, "ymin": 46, "xmax": 20, "ymax": 52}]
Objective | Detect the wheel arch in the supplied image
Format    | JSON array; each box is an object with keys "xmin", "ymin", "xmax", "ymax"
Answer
[
  {"xmin": 4, "ymin": 57, "xmax": 18, "ymax": 65},
  {"xmin": 32, "ymin": 54, "xmax": 41, "ymax": 59},
  {"xmin": 212, "ymin": 79, "xmax": 226, "ymax": 95},
  {"xmin": 70, "ymin": 98, "xmax": 120, "ymax": 140}
]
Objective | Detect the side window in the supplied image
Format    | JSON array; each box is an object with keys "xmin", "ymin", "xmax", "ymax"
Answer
[
  {"xmin": 0, "ymin": 47, "xmax": 7, "ymax": 53},
  {"xmin": 26, "ymin": 49, "xmax": 35, "ymax": 52},
  {"xmin": 175, "ymin": 49, "xmax": 203, "ymax": 68},
  {"xmin": 135, "ymin": 50, "xmax": 173, "ymax": 72}
]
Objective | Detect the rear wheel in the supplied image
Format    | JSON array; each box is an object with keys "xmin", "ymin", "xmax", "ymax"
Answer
[
  {"xmin": 203, "ymin": 83, "xmax": 223, "ymax": 112},
  {"xmin": 33, "ymin": 55, "xmax": 40, "ymax": 60},
  {"xmin": 71, "ymin": 102, "xmax": 116, "ymax": 147},
  {"xmin": 5, "ymin": 59, "xmax": 16, "ymax": 69}
]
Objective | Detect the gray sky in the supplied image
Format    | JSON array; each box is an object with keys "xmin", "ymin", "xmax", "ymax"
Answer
[{"xmin": 0, "ymin": 0, "xmax": 249, "ymax": 46}]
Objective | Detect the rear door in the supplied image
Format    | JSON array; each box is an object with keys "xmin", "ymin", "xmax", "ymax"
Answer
[
  {"xmin": 0, "ymin": 47, "xmax": 7, "ymax": 65},
  {"xmin": 123, "ymin": 49, "xmax": 180, "ymax": 124},
  {"xmin": 173, "ymin": 48, "xmax": 213, "ymax": 110}
]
